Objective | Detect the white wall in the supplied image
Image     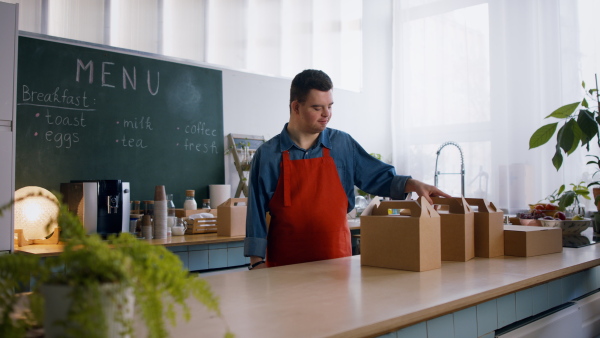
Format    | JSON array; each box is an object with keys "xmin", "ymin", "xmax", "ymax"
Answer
[{"xmin": 222, "ymin": 0, "xmax": 394, "ymax": 192}]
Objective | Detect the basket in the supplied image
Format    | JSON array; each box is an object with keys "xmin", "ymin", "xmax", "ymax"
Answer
[{"xmin": 185, "ymin": 217, "xmax": 218, "ymax": 234}]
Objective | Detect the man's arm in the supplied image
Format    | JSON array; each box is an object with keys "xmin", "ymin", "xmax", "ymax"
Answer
[{"xmin": 244, "ymin": 146, "xmax": 270, "ymax": 264}]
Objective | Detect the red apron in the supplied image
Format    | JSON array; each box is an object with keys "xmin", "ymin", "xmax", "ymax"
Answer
[{"xmin": 266, "ymin": 148, "xmax": 351, "ymax": 267}]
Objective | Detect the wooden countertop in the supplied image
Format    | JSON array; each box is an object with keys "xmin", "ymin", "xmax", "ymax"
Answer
[
  {"xmin": 15, "ymin": 220, "xmax": 359, "ymax": 256},
  {"xmin": 143, "ymin": 243, "xmax": 600, "ymax": 338},
  {"xmin": 14, "ymin": 233, "xmax": 246, "ymax": 257}
]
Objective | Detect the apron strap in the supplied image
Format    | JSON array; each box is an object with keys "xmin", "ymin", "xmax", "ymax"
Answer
[
  {"xmin": 323, "ymin": 148, "xmax": 330, "ymax": 157},
  {"xmin": 282, "ymin": 151, "xmax": 292, "ymax": 207}
]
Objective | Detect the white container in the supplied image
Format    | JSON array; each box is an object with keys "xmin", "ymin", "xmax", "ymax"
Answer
[{"xmin": 183, "ymin": 190, "xmax": 197, "ymax": 210}]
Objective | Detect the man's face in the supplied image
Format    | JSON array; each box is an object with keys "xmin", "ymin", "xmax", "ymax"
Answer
[{"xmin": 292, "ymin": 89, "xmax": 333, "ymax": 134}]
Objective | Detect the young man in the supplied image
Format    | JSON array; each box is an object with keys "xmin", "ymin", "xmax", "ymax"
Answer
[{"xmin": 244, "ymin": 69, "xmax": 450, "ymax": 270}]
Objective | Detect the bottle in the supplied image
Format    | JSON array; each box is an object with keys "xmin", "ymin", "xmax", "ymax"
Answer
[
  {"xmin": 183, "ymin": 190, "xmax": 197, "ymax": 211},
  {"xmin": 133, "ymin": 200, "xmax": 141, "ymax": 214},
  {"xmin": 202, "ymin": 199, "xmax": 210, "ymax": 209},
  {"xmin": 166, "ymin": 194, "xmax": 176, "ymax": 217}
]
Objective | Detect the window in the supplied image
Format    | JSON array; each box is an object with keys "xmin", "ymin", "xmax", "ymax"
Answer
[{"xmin": 15, "ymin": 0, "xmax": 363, "ymax": 91}]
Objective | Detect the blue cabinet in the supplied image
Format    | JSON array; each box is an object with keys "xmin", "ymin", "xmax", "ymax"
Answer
[{"xmin": 167, "ymin": 240, "xmax": 248, "ymax": 272}]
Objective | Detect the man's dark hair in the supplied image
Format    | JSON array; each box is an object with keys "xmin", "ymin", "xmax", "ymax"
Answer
[{"xmin": 289, "ymin": 69, "xmax": 333, "ymax": 105}]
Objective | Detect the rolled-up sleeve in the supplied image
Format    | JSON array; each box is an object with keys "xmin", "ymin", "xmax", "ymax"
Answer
[{"xmin": 244, "ymin": 144, "xmax": 278, "ymax": 259}]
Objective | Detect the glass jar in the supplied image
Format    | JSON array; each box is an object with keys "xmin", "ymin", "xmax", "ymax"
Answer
[
  {"xmin": 166, "ymin": 194, "xmax": 176, "ymax": 216},
  {"xmin": 183, "ymin": 190, "xmax": 197, "ymax": 211},
  {"xmin": 142, "ymin": 200, "xmax": 154, "ymax": 216},
  {"xmin": 202, "ymin": 199, "xmax": 210, "ymax": 209}
]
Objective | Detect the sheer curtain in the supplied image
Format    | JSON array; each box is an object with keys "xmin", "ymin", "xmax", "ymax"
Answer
[
  {"xmin": 12, "ymin": 0, "xmax": 362, "ymax": 91},
  {"xmin": 392, "ymin": 0, "xmax": 600, "ymax": 213}
]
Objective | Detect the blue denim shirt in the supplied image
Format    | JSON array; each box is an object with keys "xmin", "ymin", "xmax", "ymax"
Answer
[{"xmin": 244, "ymin": 124, "xmax": 412, "ymax": 258}]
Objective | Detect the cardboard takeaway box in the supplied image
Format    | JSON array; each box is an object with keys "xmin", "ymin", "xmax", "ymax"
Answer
[
  {"xmin": 360, "ymin": 197, "xmax": 441, "ymax": 272},
  {"xmin": 465, "ymin": 198, "xmax": 504, "ymax": 258},
  {"xmin": 217, "ymin": 198, "xmax": 247, "ymax": 237},
  {"xmin": 431, "ymin": 197, "xmax": 475, "ymax": 262},
  {"xmin": 504, "ymin": 225, "xmax": 562, "ymax": 257}
]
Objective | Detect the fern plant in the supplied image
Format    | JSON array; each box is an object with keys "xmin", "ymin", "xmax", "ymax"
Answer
[{"xmin": 0, "ymin": 191, "xmax": 233, "ymax": 338}]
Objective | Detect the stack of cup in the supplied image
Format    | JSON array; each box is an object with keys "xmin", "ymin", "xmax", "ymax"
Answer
[
  {"xmin": 141, "ymin": 215, "xmax": 153, "ymax": 239},
  {"xmin": 153, "ymin": 185, "xmax": 168, "ymax": 239}
]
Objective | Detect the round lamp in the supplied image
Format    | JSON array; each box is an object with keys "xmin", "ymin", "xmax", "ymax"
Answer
[{"xmin": 14, "ymin": 186, "xmax": 59, "ymax": 240}]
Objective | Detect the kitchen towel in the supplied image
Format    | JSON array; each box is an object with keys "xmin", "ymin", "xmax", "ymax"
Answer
[{"xmin": 209, "ymin": 184, "xmax": 231, "ymax": 209}]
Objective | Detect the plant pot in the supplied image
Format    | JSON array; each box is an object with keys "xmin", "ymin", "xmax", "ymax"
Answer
[
  {"xmin": 593, "ymin": 188, "xmax": 600, "ymax": 211},
  {"xmin": 41, "ymin": 283, "xmax": 134, "ymax": 338}
]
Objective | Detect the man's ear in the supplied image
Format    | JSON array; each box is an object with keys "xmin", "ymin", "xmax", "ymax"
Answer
[{"xmin": 290, "ymin": 100, "xmax": 299, "ymax": 115}]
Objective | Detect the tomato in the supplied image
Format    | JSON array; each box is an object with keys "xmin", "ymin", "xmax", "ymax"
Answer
[
  {"xmin": 545, "ymin": 203, "xmax": 558, "ymax": 211},
  {"xmin": 534, "ymin": 204, "xmax": 545, "ymax": 210}
]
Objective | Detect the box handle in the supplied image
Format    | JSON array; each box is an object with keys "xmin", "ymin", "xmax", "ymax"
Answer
[
  {"xmin": 372, "ymin": 197, "xmax": 439, "ymax": 219},
  {"xmin": 464, "ymin": 198, "xmax": 497, "ymax": 213},
  {"xmin": 431, "ymin": 196, "xmax": 472, "ymax": 214}
]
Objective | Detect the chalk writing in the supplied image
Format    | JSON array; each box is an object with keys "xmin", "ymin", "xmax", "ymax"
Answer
[
  {"xmin": 21, "ymin": 85, "xmax": 90, "ymax": 109},
  {"xmin": 185, "ymin": 121, "xmax": 217, "ymax": 136},
  {"xmin": 76, "ymin": 59, "xmax": 160, "ymax": 96},
  {"xmin": 183, "ymin": 139, "xmax": 218, "ymax": 153}
]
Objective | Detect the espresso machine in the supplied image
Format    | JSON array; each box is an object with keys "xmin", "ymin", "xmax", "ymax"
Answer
[{"xmin": 60, "ymin": 180, "xmax": 130, "ymax": 237}]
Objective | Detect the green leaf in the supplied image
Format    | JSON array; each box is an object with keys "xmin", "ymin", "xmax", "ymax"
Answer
[
  {"xmin": 552, "ymin": 146, "xmax": 563, "ymax": 170},
  {"xmin": 546, "ymin": 102, "xmax": 580, "ymax": 119},
  {"xmin": 557, "ymin": 121, "xmax": 576, "ymax": 154},
  {"xmin": 558, "ymin": 184, "xmax": 566, "ymax": 195},
  {"xmin": 558, "ymin": 191, "xmax": 575, "ymax": 210},
  {"xmin": 529, "ymin": 123, "xmax": 558, "ymax": 149},
  {"xmin": 566, "ymin": 119, "xmax": 583, "ymax": 155},
  {"xmin": 590, "ymin": 88, "xmax": 598, "ymax": 95},
  {"xmin": 583, "ymin": 98, "xmax": 589, "ymax": 108},
  {"xmin": 582, "ymin": 80, "xmax": 586, "ymax": 88},
  {"xmin": 577, "ymin": 109, "xmax": 598, "ymax": 146},
  {"xmin": 588, "ymin": 181, "xmax": 600, "ymax": 188}
]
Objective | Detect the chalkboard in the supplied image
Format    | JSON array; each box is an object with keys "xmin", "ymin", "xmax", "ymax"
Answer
[{"xmin": 15, "ymin": 35, "xmax": 224, "ymax": 206}]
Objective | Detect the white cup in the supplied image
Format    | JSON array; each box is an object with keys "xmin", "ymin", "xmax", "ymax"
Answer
[{"xmin": 172, "ymin": 226, "xmax": 186, "ymax": 236}]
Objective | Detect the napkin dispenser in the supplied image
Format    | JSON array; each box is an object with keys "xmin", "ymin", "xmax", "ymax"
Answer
[{"xmin": 60, "ymin": 180, "xmax": 130, "ymax": 236}]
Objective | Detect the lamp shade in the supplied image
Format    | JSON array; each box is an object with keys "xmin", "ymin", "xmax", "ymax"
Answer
[{"xmin": 14, "ymin": 186, "xmax": 59, "ymax": 240}]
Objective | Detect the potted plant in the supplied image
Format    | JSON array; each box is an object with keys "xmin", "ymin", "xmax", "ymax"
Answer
[
  {"xmin": 586, "ymin": 154, "xmax": 600, "ymax": 210},
  {"xmin": 0, "ymin": 191, "xmax": 233, "ymax": 338},
  {"xmin": 529, "ymin": 76, "xmax": 599, "ymax": 170},
  {"xmin": 542, "ymin": 182, "xmax": 590, "ymax": 217}
]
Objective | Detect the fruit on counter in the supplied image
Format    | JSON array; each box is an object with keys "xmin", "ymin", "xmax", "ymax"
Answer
[
  {"xmin": 520, "ymin": 210, "xmax": 545, "ymax": 219},
  {"xmin": 544, "ymin": 203, "xmax": 558, "ymax": 210},
  {"xmin": 555, "ymin": 211, "xmax": 566, "ymax": 220},
  {"xmin": 572, "ymin": 215, "xmax": 584, "ymax": 220},
  {"xmin": 534, "ymin": 204, "xmax": 545, "ymax": 210},
  {"xmin": 542, "ymin": 216, "xmax": 554, "ymax": 220}
]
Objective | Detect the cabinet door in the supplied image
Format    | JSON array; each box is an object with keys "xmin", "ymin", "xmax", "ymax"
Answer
[
  {"xmin": 0, "ymin": 131, "xmax": 14, "ymax": 251},
  {"xmin": 0, "ymin": 2, "xmax": 17, "ymax": 121},
  {"xmin": 0, "ymin": 2, "xmax": 17, "ymax": 252}
]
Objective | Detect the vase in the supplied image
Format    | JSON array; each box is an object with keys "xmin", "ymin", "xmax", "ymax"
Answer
[{"xmin": 41, "ymin": 283, "xmax": 134, "ymax": 338}]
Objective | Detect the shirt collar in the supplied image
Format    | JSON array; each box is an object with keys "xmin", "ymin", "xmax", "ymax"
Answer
[{"xmin": 279, "ymin": 123, "xmax": 331, "ymax": 152}]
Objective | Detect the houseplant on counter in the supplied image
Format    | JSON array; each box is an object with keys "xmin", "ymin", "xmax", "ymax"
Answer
[
  {"xmin": 541, "ymin": 182, "xmax": 590, "ymax": 217},
  {"xmin": 529, "ymin": 76, "xmax": 599, "ymax": 220},
  {"xmin": 0, "ymin": 190, "xmax": 233, "ymax": 338},
  {"xmin": 529, "ymin": 77, "xmax": 599, "ymax": 171}
]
